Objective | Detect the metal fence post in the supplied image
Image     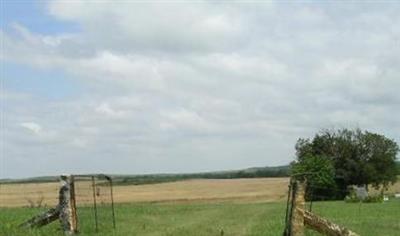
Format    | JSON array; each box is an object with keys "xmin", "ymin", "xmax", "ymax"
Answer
[
  {"xmin": 91, "ymin": 176, "xmax": 99, "ymax": 233},
  {"xmin": 109, "ymin": 177, "xmax": 116, "ymax": 229}
]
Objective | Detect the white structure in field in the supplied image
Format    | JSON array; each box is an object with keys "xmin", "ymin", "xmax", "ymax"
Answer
[
  {"xmin": 383, "ymin": 195, "xmax": 389, "ymax": 201},
  {"xmin": 354, "ymin": 185, "xmax": 368, "ymax": 200}
]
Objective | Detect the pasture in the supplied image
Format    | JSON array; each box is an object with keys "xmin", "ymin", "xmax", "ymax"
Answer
[{"xmin": 1, "ymin": 178, "xmax": 400, "ymax": 235}]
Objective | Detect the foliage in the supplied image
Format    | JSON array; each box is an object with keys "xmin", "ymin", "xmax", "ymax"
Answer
[
  {"xmin": 362, "ymin": 195, "xmax": 384, "ymax": 203},
  {"xmin": 294, "ymin": 128, "xmax": 399, "ymax": 198},
  {"xmin": 344, "ymin": 190, "xmax": 383, "ymax": 203},
  {"xmin": 291, "ymin": 154, "xmax": 335, "ymax": 186},
  {"xmin": 344, "ymin": 193, "xmax": 360, "ymax": 203},
  {"xmin": 396, "ymin": 161, "xmax": 400, "ymax": 175},
  {"xmin": 291, "ymin": 154, "xmax": 339, "ymax": 200}
]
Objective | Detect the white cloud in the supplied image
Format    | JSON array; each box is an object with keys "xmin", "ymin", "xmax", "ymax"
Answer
[
  {"xmin": 160, "ymin": 108, "xmax": 216, "ymax": 133},
  {"xmin": 20, "ymin": 122, "xmax": 42, "ymax": 134},
  {"xmin": 95, "ymin": 103, "xmax": 126, "ymax": 118},
  {"xmin": 47, "ymin": 0, "xmax": 245, "ymax": 53},
  {"xmin": 2, "ymin": 1, "xmax": 400, "ymax": 177}
]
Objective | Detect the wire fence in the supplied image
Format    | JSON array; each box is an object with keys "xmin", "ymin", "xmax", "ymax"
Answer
[
  {"xmin": 0, "ymin": 175, "xmax": 116, "ymax": 234},
  {"xmin": 73, "ymin": 175, "xmax": 116, "ymax": 233},
  {"xmin": 284, "ymin": 179, "xmax": 400, "ymax": 236}
]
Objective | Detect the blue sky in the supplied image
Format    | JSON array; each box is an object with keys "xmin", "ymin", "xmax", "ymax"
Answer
[
  {"xmin": 2, "ymin": 1, "xmax": 81, "ymax": 100},
  {"xmin": 1, "ymin": 1, "xmax": 400, "ymax": 178},
  {"xmin": 4, "ymin": 62, "xmax": 82, "ymax": 100},
  {"xmin": 2, "ymin": 0, "xmax": 79, "ymax": 34}
]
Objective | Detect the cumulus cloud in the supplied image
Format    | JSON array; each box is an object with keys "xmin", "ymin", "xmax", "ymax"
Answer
[
  {"xmin": 2, "ymin": 0, "xmax": 400, "ymax": 177},
  {"xmin": 47, "ymin": 0, "xmax": 245, "ymax": 53},
  {"xmin": 20, "ymin": 122, "xmax": 42, "ymax": 134}
]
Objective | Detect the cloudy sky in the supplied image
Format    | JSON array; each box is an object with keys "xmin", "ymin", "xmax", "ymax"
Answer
[{"xmin": 1, "ymin": 1, "xmax": 399, "ymax": 178}]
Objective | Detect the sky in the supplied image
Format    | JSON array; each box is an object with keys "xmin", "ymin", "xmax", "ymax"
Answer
[{"xmin": 1, "ymin": 1, "xmax": 399, "ymax": 178}]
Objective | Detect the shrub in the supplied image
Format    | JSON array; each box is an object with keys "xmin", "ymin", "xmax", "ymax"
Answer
[{"xmin": 345, "ymin": 192, "xmax": 383, "ymax": 203}]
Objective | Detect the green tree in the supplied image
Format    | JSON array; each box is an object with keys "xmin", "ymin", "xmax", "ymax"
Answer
[
  {"xmin": 294, "ymin": 128, "xmax": 399, "ymax": 198},
  {"xmin": 291, "ymin": 154, "xmax": 337, "ymax": 200},
  {"xmin": 397, "ymin": 161, "xmax": 400, "ymax": 175},
  {"xmin": 291, "ymin": 154, "xmax": 335, "ymax": 187}
]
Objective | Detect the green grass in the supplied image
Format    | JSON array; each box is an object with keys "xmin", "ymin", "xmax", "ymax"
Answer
[
  {"xmin": 304, "ymin": 200, "xmax": 400, "ymax": 236},
  {"xmin": 1, "ymin": 200, "xmax": 399, "ymax": 236}
]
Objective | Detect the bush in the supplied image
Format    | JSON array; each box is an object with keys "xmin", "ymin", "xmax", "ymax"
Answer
[
  {"xmin": 363, "ymin": 195, "xmax": 383, "ymax": 203},
  {"xmin": 345, "ymin": 192, "xmax": 383, "ymax": 203}
]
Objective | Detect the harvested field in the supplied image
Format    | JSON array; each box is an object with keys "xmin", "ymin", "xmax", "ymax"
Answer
[
  {"xmin": 0, "ymin": 178, "xmax": 289, "ymax": 207},
  {"xmin": 112, "ymin": 177, "xmax": 289, "ymax": 204},
  {"xmin": 0, "ymin": 182, "xmax": 59, "ymax": 208},
  {"xmin": 2, "ymin": 177, "xmax": 400, "ymax": 208}
]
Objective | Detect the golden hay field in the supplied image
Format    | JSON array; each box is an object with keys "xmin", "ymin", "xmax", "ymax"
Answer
[
  {"xmin": 1, "ymin": 177, "xmax": 399, "ymax": 208},
  {"xmin": 1, "ymin": 178, "xmax": 288, "ymax": 207}
]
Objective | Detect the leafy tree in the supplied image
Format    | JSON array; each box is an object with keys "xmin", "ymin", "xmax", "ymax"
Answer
[
  {"xmin": 294, "ymin": 128, "xmax": 399, "ymax": 198},
  {"xmin": 291, "ymin": 154, "xmax": 338, "ymax": 200},
  {"xmin": 291, "ymin": 154, "xmax": 335, "ymax": 187},
  {"xmin": 397, "ymin": 161, "xmax": 400, "ymax": 175}
]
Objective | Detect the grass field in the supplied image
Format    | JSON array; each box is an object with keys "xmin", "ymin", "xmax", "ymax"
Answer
[{"xmin": 1, "ymin": 200, "xmax": 400, "ymax": 236}]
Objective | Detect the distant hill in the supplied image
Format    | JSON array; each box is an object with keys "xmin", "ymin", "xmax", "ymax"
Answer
[{"xmin": 0, "ymin": 165, "xmax": 290, "ymax": 185}]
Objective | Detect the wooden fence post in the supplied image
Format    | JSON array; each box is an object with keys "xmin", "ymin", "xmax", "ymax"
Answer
[
  {"xmin": 19, "ymin": 207, "xmax": 60, "ymax": 228},
  {"xmin": 59, "ymin": 175, "xmax": 78, "ymax": 235},
  {"xmin": 284, "ymin": 178, "xmax": 359, "ymax": 236},
  {"xmin": 291, "ymin": 180, "xmax": 306, "ymax": 236},
  {"xmin": 69, "ymin": 176, "xmax": 78, "ymax": 233}
]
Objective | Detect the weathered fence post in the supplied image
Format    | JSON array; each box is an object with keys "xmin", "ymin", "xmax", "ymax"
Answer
[
  {"xmin": 69, "ymin": 176, "xmax": 78, "ymax": 233},
  {"xmin": 283, "ymin": 177, "xmax": 360, "ymax": 236},
  {"xmin": 20, "ymin": 174, "xmax": 115, "ymax": 234},
  {"xmin": 290, "ymin": 180, "xmax": 306, "ymax": 236},
  {"xmin": 303, "ymin": 210, "xmax": 359, "ymax": 236},
  {"xmin": 59, "ymin": 175, "xmax": 78, "ymax": 235},
  {"xmin": 19, "ymin": 207, "xmax": 60, "ymax": 228}
]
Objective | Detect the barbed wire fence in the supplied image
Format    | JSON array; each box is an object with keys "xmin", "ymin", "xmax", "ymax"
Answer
[{"xmin": 73, "ymin": 175, "xmax": 116, "ymax": 234}]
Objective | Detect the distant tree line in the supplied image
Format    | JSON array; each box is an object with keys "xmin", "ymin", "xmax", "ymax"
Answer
[
  {"xmin": 114, "ymin": 166, "xmax": 289, "ymax": 186},
  {"xmin": 1, "ymin": 166, "xmax": 290, "ymax": 186}
]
